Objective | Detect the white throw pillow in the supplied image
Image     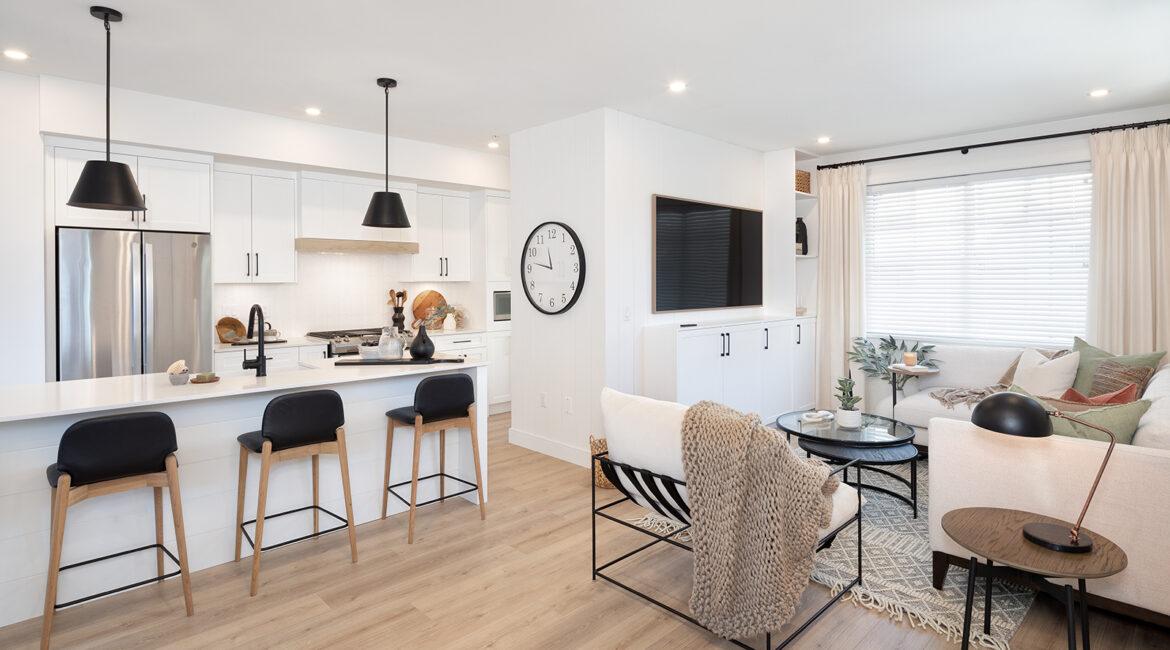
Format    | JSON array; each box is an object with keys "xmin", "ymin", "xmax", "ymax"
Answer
[{"xmin": 1013, "ymin": 348, "xmax": 1080, "ymax": 397}]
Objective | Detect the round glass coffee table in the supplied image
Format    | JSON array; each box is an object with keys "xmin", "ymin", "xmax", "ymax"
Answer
[{"xmin": 775, "ymin": 411, "xmax": 919, "ymax": 517}]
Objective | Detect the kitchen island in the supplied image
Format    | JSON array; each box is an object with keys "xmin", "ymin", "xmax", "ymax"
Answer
[{"xmin": 0, "ymin": 358, "xmax": 487, "ymax": 627}]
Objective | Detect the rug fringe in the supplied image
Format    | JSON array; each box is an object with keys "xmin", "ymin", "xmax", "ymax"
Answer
[{"xmin": 817, "ymin": 574, "xmax": 1011, "ymax": 650}]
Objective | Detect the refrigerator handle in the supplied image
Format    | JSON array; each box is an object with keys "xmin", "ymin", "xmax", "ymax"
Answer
[
  {"xmin": 130, "ymin": 238, "xmax": 143, "ymax": 374},
  {"xmin": 143, "ymin": 241, "xmax": 155, "ymax": 374},
  {"xmin": 141, "ymin": 194, "xmax": 147, "ymax": 221}
]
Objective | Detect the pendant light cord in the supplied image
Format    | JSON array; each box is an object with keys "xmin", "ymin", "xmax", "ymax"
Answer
[
  {"xmin": 104, "ymin": 14, "xmax": 111, "ymax": 162},
  {"xmin": 384, "ymin": 85, "xmax": 389, "ymax": 192}
]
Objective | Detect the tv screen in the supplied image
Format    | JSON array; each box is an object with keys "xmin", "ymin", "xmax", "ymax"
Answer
[{"xmin": 653, "ymin": 195, "xmax": 763, "ymax": 313}]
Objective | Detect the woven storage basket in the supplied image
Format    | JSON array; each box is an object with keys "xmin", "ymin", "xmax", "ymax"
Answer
[
  {"xmin": 589, "ymin": 435, "xmax": 615, "ymax": 489},
  {"xmin": 795, "ymin": 169, "xmax": 811, "ymax": 194}
]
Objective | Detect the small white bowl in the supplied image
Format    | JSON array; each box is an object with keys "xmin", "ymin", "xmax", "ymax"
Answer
[
  {"xmin": 169, "ymin": 373, "xmax": 190, "ymax": 386},
  {"xmin": 358, "ymin": 345, "xmax": 380, "ymax": 360}
]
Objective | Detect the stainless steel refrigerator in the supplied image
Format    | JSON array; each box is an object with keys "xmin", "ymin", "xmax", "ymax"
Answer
[{"xmin": 57, "ymin": 228, "xmax": 212, "ymax": 380}]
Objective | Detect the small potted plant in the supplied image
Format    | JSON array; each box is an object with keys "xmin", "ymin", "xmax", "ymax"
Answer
[{"xmin": 835, "ymin": 377, "xmax": 863, "ymax": 429}]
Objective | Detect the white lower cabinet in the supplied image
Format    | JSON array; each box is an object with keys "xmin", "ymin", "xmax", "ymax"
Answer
[
  {"xmin": 643, "ymin": 317, "xmax": 814, "ymax": 422},
  {"xmin": 486, "ymin": 331, "xmax": 511, "ymax": 406},
  {"xmin": 430, "ymin": 332, "xmax": 486, "ymax": 363},
  {"xmin": 792, "ymin": 317, "xmax": 817, "ymax": 411}
]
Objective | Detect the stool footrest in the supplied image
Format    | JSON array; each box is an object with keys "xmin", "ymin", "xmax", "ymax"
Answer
[
  {"xmin": 55, "ymin": 543, "xmax": 182, "ymax": 610},
  {"xmin": 240, "ymin": 505, "xmax": 350, "ymax": 553},
  {"xmin": 388, "ymin": 472, "xmax": 479, "ymax": 509}
]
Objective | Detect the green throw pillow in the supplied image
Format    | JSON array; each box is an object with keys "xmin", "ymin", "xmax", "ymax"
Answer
[
  {"xmin": 1070, "ymin": 337, "xmax": 1166, "ymax": 395},
  {"xmin": 1008, "ymin": 384, "xmax": 1150, "ymax": 444}
]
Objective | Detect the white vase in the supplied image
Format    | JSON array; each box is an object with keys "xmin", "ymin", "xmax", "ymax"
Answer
[{"xmin": 837, "ymin": 409, "xmax": 863, "ymax": 429}]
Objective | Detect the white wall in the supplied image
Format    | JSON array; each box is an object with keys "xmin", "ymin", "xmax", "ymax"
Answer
[
  {"xmin": 0, "ymin": 71, "xmax": 46, "ymax": 386},
  {"xmin": 508, "ymin": 110, "xmax": 608, "ymax": 464}
]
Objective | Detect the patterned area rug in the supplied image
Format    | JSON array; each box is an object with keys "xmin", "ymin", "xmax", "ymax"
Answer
[{"xmin": 809, "ymin": 453, "xmax": 1034, "ymax": 650}]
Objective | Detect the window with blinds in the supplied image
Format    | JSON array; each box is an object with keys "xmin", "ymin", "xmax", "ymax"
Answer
[{"xmin": 863, "ymin": 164, "xmax": 1092, "ymax": 348}]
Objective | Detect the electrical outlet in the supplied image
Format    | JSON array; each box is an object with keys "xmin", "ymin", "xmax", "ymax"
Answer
[
  {"xmin": 563, "ymin": 395, "xmax": 574, "ymax": 414},
  {"xmin": 540, "ymin": 392, "xmax": 548, "ymax": 408}
]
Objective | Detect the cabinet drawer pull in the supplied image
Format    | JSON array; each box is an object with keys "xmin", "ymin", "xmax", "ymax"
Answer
[
  {"xmin": 453, "ymin": 339, "xmax": 472, "ymax": 344},
  {"xmin": 796, "ymin": 323, "xmax": 802, "ymax": 344},
  {"xmin": 765, "ymin": 327, "xmax": 769, "ymax": 350},
  {"xmin": 246, "ymin": 253, "xmax": 250, "ymax": 277}
]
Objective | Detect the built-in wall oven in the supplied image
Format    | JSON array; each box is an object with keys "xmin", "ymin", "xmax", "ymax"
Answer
[{"xmin": 493, "ymin": 291, "xmax": 511, "ymax": 321}]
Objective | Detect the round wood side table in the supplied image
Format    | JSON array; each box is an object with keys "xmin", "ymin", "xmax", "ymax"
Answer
[{"xmin": 942, "ymin": 507, "xmax": 1127, "ymax": 650}]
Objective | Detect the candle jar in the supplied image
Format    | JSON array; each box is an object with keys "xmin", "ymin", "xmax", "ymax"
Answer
[{"xmin": 903, "ymin": 351, "xmax": 918, "ymax": 366}]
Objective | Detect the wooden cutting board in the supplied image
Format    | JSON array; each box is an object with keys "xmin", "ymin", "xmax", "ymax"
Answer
[{"xmin": 411, "ymin": 289, "xmax": 447, "ymax": 327}]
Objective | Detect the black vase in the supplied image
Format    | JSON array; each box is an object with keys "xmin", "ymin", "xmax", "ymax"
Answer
[
  {"xmin": 409, "ymin": 324, "xmax": 435, "ymax": 360},
  {"xmin": 392, "ymin": 306, "xmax": 405, "ymax": 333},
  {"xmin": 795, "ymin": 217, "xmax": 809, "ymax": 256}
]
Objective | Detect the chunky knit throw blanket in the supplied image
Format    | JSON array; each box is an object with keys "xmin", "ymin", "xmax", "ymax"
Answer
[{"xmin": 681, "ymin": 401, "xmax": 839, "ymax": 640}]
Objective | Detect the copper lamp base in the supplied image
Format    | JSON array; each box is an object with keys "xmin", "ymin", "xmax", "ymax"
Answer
[{"xmin": 1023, "ymin": 522, "xmax": 1093, "ymax": 553}]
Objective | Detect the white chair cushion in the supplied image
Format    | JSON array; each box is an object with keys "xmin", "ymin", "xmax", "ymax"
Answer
[
  {"xmin": 1135, "ymin": 368, "xmax": 1170, "ymax": 449},
  {"xmin": 1013, "ymin": 348, "xmax": 1080, "ymax": 396},
  {"xmin": 599, "ymin": 388, "xmax": 863, "ymax": 533}
]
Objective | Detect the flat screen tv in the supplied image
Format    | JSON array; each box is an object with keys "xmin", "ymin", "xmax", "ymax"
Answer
[{"xmin": 653, "ymin": 195, "xmax": 763, "ymax": 313}]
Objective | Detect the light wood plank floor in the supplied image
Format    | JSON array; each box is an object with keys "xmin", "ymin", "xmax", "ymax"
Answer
[{"xmin": 3, "ymin": 413, "xmax": 1167, "ymax": 649}]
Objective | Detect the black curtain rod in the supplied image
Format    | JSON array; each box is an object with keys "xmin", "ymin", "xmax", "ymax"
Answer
[{"xmin": 816, "ymin": 117, "xmax": 1170, "ymax": 171}]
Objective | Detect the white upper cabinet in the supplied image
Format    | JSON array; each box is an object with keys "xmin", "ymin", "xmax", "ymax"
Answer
[
  {"xmin": 410, "ymin": 190, "xmax": 472, "ymax": 281},
  {"xmin": 52, "ymin": 144, "xmax": 211, "ymax": 232},
  {"xmin": 213, "ymin": 166, "xmax": 296, "ymax": 284},
  {"xmin": 135, "ymin": 156, "xmax": 211, "ymax": 233},
  {"xmin": 299, "ymin": 172, "xmax": 417, "ymax": 243},
  {"xmin": 485, "ymin": 193, "xmax": 510, "ymax": 282}
]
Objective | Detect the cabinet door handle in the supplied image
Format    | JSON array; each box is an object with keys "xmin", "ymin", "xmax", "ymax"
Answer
[
  {"xmin": 765, "ymin": 327, "xmax": 769, "ymax": 350},
  {"xmin": 796, "ymin": 323, "xmax": 802, "ymax": 345},
  {"xmin": 246, "ymin": 253, "xmax": 250, "ymax": 277},
  {"xmin": 255, "ymin": 253, "xmax": 259, "ymax": 276},
  {"xmin": 439, "ymin": 257, "xmax": 443, "ymax": 276},
  {"xmin": 727, "ymin": 332, "xmax": 731, "ymax": 356}
]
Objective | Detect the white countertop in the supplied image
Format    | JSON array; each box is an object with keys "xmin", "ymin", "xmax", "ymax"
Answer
[{"xmin": 0, "ymin": 357, "xmax": 486, "ymax": 424}]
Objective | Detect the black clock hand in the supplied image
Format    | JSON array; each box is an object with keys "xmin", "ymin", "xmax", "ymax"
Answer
[{"xmin": 532, "ymin": 250, "xmax": 553, "ymax": 270}]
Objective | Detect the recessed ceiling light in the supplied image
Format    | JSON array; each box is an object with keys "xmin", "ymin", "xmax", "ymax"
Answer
[
  {"xmin": 3, "ymin": 49, "xmax": 29, "ymax": 61},
  {"xmin": 817, "ymin": 136, "xmax": 831, "ymax": 144},
  {"xmin": 304, "ymin": 106, "xmax": 321, "ymax": 116},
  {"xmin": 1088, "ymin": 89, "xmax": 1109, "ymax": 98},
  {"xmin": 669, "ymin": 80, "xmax": 687, "ymax": 93},
  {"xmin": 488, "ymin": 136, "xmax": 500, "ymax": 149}
]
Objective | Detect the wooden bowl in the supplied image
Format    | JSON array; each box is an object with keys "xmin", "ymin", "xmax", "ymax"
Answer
[{"xmin": 215, "ymin": 317, "xmax": 246, "ymax": 343}]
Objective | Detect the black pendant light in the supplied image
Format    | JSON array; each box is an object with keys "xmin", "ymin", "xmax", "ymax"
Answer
[
  {"xmin": 67, "ymin": 6, "xmax": 146, "ymax": 211},
  {"xmin": 363, "ymin": 78, "xmax": 410, "ymax": 228}
]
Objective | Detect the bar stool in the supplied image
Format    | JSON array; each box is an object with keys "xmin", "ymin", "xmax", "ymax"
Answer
[
  {"xmin": 234, "ymin": 389, "xmax": 357, "ymax": 596},
  {"xmin": 41, "ymin": 412, "xmax": 193, "ymax": 650},
  {"xmin": 382, "ymin": 374, "xmax": 485, "ymax": 543}
]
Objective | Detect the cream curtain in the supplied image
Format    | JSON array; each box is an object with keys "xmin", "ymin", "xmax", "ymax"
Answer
[
  {"xmin": 1089, "ymin": 124, "xmax": 1170, "ymax": 355},
  {"xmin": 815, "ymin": 165, "xmax": 866, "ymax": 409}
]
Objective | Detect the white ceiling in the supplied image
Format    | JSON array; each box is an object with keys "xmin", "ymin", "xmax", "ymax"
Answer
[{"xmin": 2, "ymin": 1, "xmax": 1168, "ymax": 154}]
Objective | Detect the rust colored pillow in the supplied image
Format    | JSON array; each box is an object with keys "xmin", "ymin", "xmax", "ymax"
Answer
[{"xmin": 1059, "ymin": 383, "xmax": 1138, "ymax": 405}]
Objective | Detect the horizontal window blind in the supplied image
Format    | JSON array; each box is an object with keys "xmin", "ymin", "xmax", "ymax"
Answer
[{"xmin": 864, "ymin": 164, "xmax": 1091, "ymax": 348}]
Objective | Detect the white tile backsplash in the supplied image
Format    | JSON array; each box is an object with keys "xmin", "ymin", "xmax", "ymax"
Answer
[{"xmin": 214, "ymin": 252, "xmax": 483, "ymax": 336}]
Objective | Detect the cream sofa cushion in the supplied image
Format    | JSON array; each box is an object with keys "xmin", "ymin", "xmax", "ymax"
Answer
[
  {"xmin": 1013, "ymin": 348, "xmax": 1080, "ymax": 396},
  {"xmin": 1135, "ymin": 367, "xmax": 1170, "ymax": 449}
]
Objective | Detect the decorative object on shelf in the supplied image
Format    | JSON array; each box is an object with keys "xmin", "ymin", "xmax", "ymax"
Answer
[
  {"xmin": 378, "ymin": 327, "xmax": 404, "ymax": 360},
  {"xmin": 796, "ymin": 217, "xmax": 809, "ymax": 255},
  {"xmin": 971, "ymin": 391, "xmax": 1119, "ymax": 553},
  {"xmin": 835, "ymin": 377, "xmax": 863, "ymax": 428},
  {"xmin": 362, "ymin": 78, "xmax": 410, "ymax": 228},
  {"xmin": 521, "ymin": 221, "xmax": 586, "ymax": 315},
  {"xmin": 451, "ymin": 304, "xmax": 467, "ymax": 329},
  {"xmin": 796, "ymin": 169, "xmax": 811, "ymax": 194},
  {"xmin": 589, "ymin": 436, "xmax": 615, "ymax": 489},
  {"xmin": 167, "ymin": 359, "xmax": 189, "ymax": 385},
  {"xmin": 420, "ymin": 303, "xmax": 455, "ymax": 330},
  {"xmin": 411, "ymin": 289, "xmax": 446, "ymax": 328},
  {"xmin": 801, "ymin": 410, "xmax": 835, "ymax": 424},
  {"xmin": 388, "ymin": 289, "xmax": 407, "ymax": 332},
  {"xmin": 359, "ymin": 341, "xmax": 381, "ymax": 359},
  {"xmin": 409, "ymin": 324, "xmax": 435, "ymax": 360},
  {"xmin": 215, "ymin": 316, "xmax": 247, "ymax": 343},
  {"xmin": 849, "ymin": 335, "xmax": 939, "ymax": 390},
  {"xmin": 191, "ymin": 372, "xmax": 219, "ymax": 384},
  {"xmin": 67, "ymin": 6, "xmax": 146, "ymax": 211}
]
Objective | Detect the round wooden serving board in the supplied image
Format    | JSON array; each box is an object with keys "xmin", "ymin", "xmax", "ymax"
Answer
[{"xmin": 411, "ymin": 289, "xmax": 447, "ymax": 328}]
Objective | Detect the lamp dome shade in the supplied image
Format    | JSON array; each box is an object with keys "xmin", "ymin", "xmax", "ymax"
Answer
[
  {"xmin": 363, "ymin": 190, "xmax": 410, "ymax": 228},
  {"xmin": 971, "ymin": 392, "xmax": 1054, "ymax": 438},
  {"xmin": 67, "ymin": 160, "xmax": 147, "ymax": 211}
]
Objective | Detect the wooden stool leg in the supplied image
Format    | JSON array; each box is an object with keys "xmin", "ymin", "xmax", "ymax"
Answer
[
  {"xmin": 439, "ymin": 429, "xmax": 446, "ymax": 502},
  {"xmin": 41, "ymin": 475, "xmax": 71, "ymax": 650},
  {"xmin": 408, "ymin": 416, "xmax": 424, "ymax": 544},
  {"xmin": 312, "ymin": 454, "xmax": 320, "ymax": 535},
  {"xmin": 154, "ymin": 486, "xmax": 165, "ymax": 579},
  {"xmin": 234, "ymin": 445, "xmax": 248, "ymax": 562},
  {"xmin": 468, "ymin": 405, "xmax": 486, "ymax": 521},
  {"xmin": 382, "ymin": 419, "xmax": 394, "ymax": 520},
  {"xmin": 164, "ymin": 455, "xmax": 194, "ymax": 616},
  {"xmin": 250, "ymin": 441, "xmax": 273, "ymax": 597},
  {"xmin": 336, "ymin": 427, "xmax": 358, "ymax": 563}
]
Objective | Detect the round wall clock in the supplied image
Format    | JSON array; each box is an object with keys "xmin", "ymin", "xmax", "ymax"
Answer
[{"xmin": 521, "ymin": 221, "xmax": 585, "ymax": 314}]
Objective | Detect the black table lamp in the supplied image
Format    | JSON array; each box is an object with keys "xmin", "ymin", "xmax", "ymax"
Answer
[{"xmin": 971, "ymin": 392, "xmax": 1117, "ymax": 553}]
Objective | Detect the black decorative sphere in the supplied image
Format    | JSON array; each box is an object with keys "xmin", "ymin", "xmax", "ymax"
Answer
[
  {"xmin": 409, "ymin": 324, "xmax": 435, "ymax": 360},
  {"xmin": 971, "ymin": 392, "xmax": 1054, "ymax": 438}
]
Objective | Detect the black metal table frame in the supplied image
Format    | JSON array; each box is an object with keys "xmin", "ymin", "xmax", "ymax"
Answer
[
  {"xmin": 796, "ymin": 438, "xmax": 919, "ymax": 519},
  {"xmin": 591, "ymin": 451, "xmax": 863, "ymax": 650},
  {"xmin": 960, "ymin": 556, "xmax": 1093, "ymax": 650}
]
